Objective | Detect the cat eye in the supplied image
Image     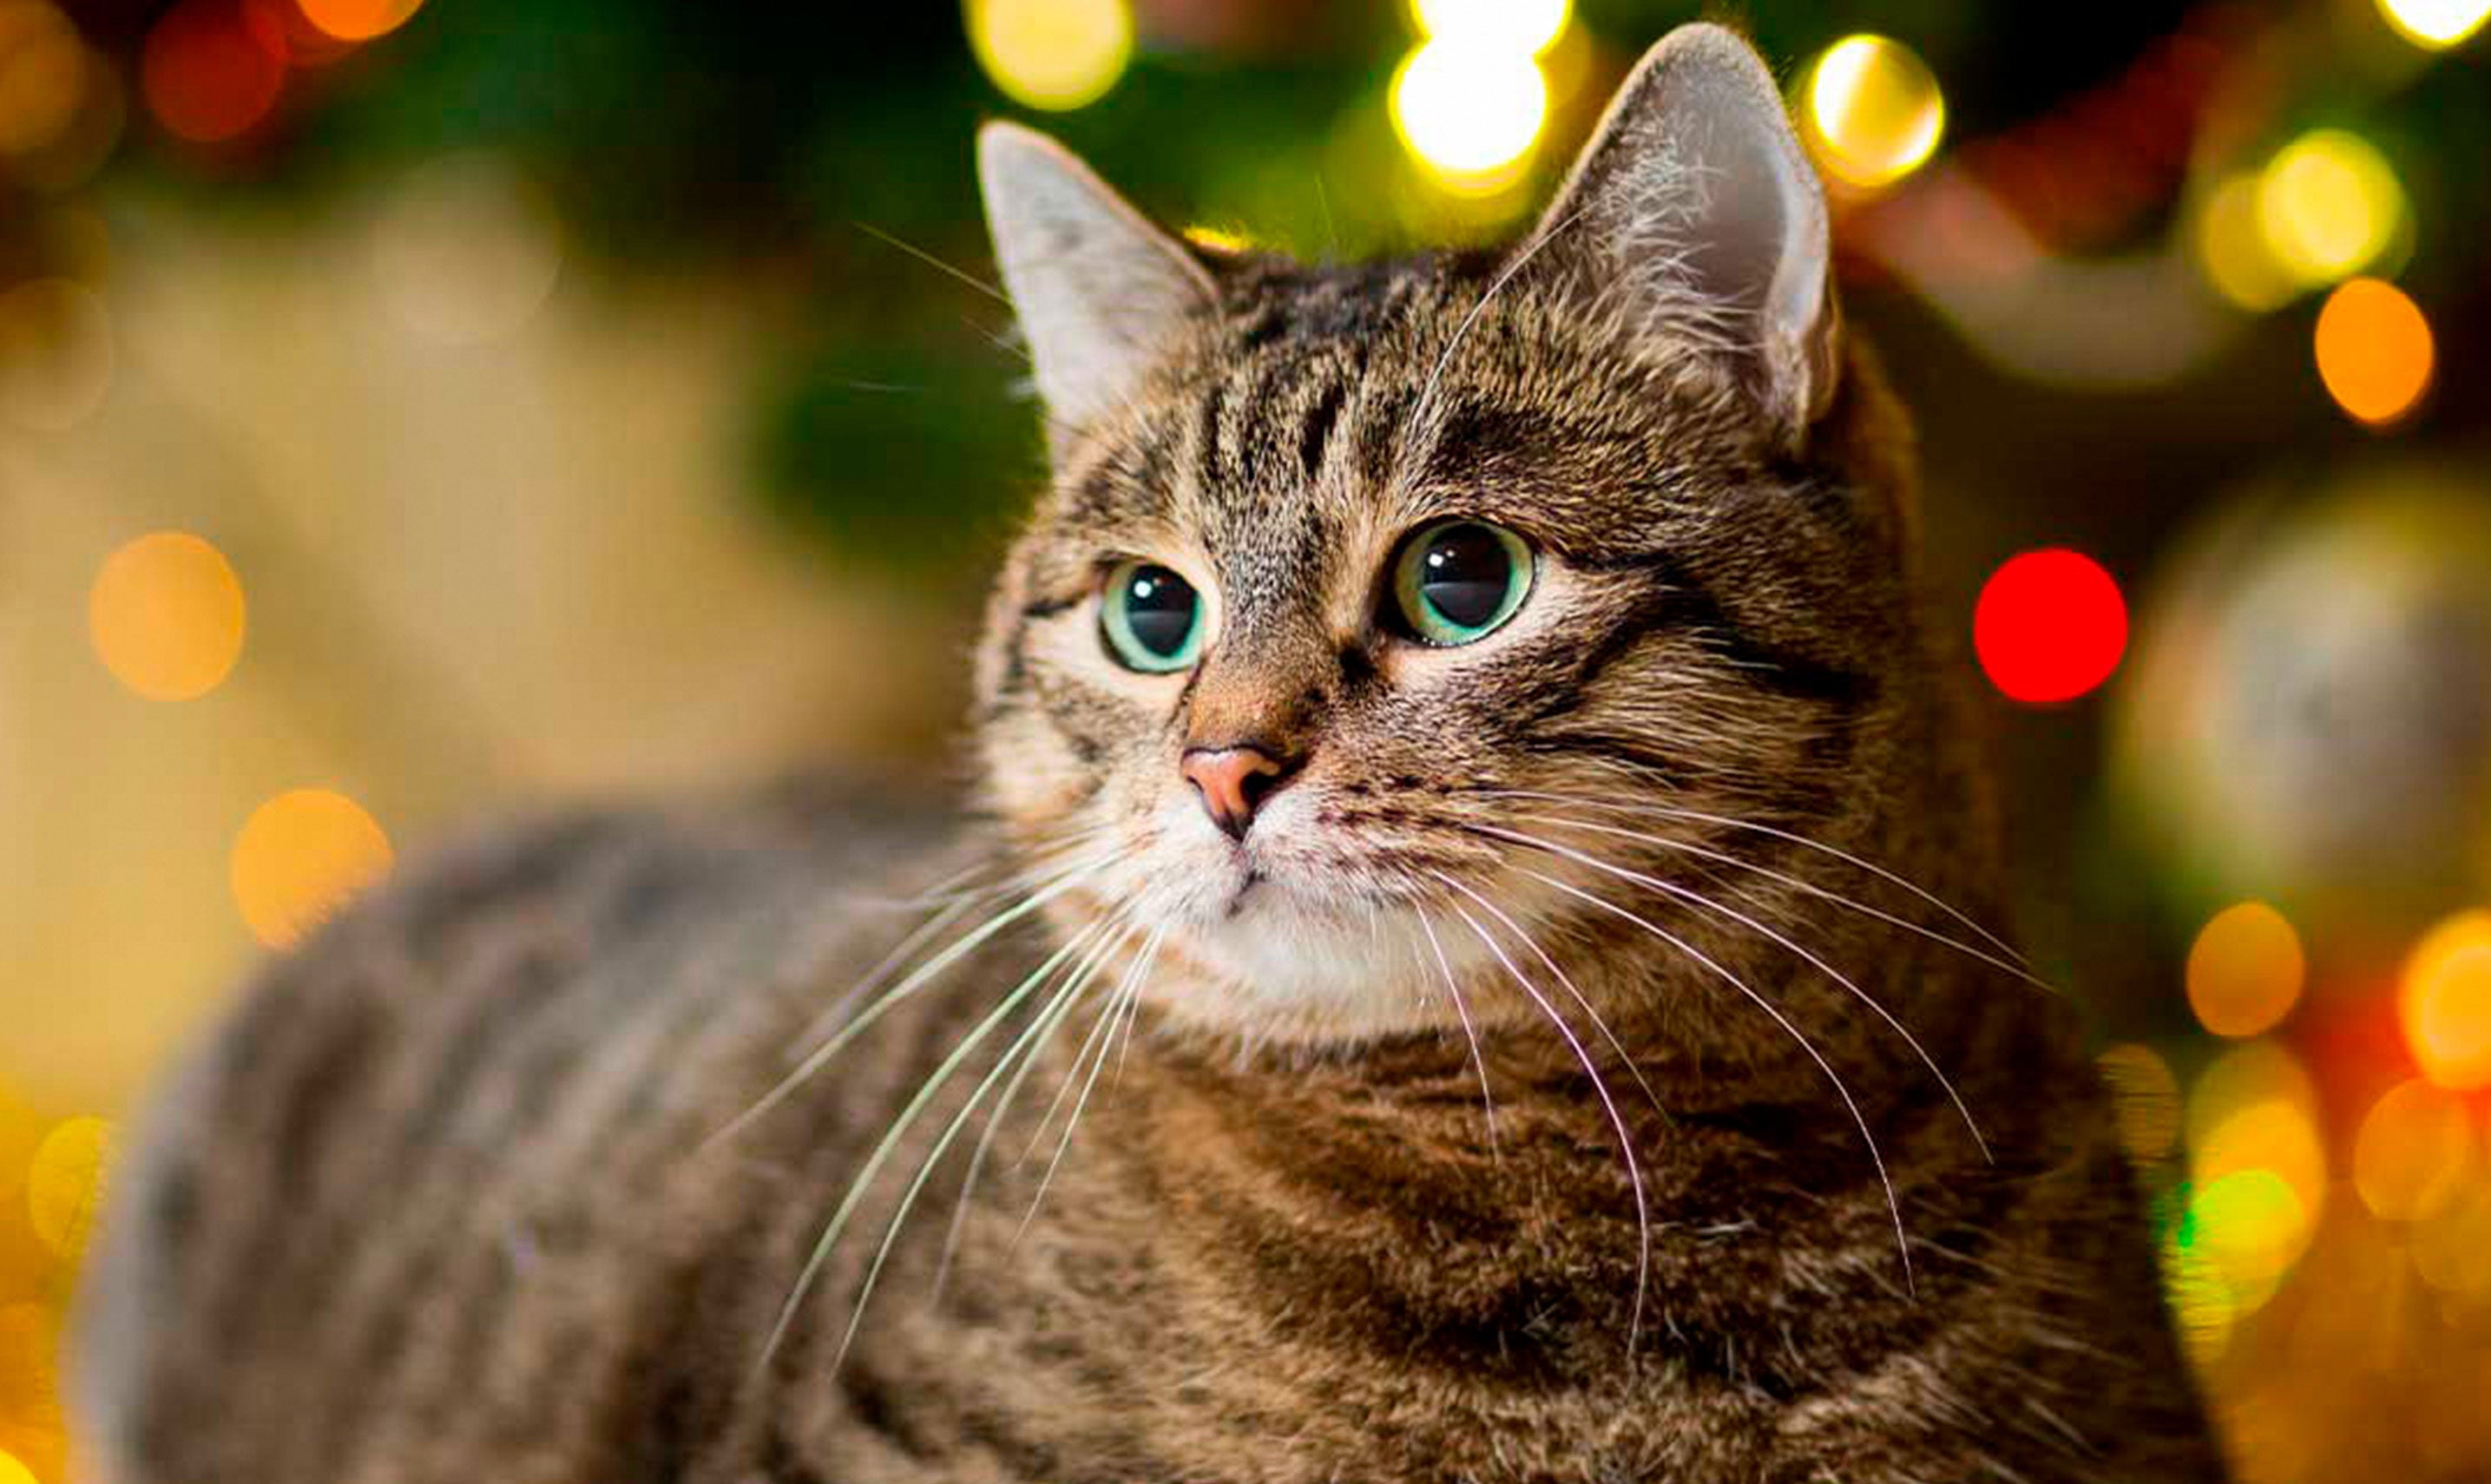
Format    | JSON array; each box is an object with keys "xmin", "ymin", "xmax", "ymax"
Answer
[
  {"xmin": 1100, "ymin": 560, "xmax": 1206, "ymax": 673},
  {"xmin": 1390, "ymin": 520, "xmax": 1534, "ymax": 647}
]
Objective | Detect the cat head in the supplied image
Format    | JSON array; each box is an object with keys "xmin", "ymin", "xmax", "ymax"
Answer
[{"xmin": 971, "ymin": 23, "xmax": 1955, "ymax": 1047}]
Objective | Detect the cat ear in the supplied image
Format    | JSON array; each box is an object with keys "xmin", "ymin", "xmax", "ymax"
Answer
[
  {"xmin": 1523, "ymin": 23, "xmax": 1838, "ymax": 449},
  {"xmin": 977, "ymin": 121, "xmax": 1217, "ymax": 439}
]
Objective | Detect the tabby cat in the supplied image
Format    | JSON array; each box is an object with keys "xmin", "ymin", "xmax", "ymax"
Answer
[{"xmin": 76, "ymin": 24, "xmax": 2225, "ymax": 1482}]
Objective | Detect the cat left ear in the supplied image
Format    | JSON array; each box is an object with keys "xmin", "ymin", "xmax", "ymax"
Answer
[
  {"xmin": 1522, "ymin": 23, "xmax": 1838, "ymax": 450},
  {"xmin": 978, "ymin": 121, "xmax": 1217, "ymax": 443}
]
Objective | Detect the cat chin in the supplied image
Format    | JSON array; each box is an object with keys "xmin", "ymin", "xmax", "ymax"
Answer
[{"xmin": 1124, "ymin": 884, "xmax": 1500, "ymax": 1044}]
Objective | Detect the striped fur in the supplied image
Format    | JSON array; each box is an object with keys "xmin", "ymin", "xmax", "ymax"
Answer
[{"xmin": 79, "ymin": 25, "xmax": 2224, "ymax": 1483}]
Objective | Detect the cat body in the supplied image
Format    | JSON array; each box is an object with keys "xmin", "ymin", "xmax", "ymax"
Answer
[{"xmin": 79, "ymin": 26, "xmax": 2225, "ymax": 1483}]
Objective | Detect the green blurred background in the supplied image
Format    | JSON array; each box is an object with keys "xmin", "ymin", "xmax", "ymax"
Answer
[{"xmin": 3, "ymin": 0, "xmax": 2490, "ymax": 1478}]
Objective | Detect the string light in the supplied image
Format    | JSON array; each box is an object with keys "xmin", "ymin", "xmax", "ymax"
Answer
[
  {"xmin": 89, "ymin": 532, "xmax": 247, "ymax": 703},
  {"xmin": 1972, "ymin": 548, "xmax": 2127, "ymax": 705},
  {"xmin": 1803, "ymin": 35, "xmax": 1945, "ymax": 191},
  {"xmin": 967, "ymin": 0, "xmax": 1132, "ymax": 113},
  {"xmin": 2186, "ymin": 901, "xmax": 2304, "ymax": 1038},
  {"xmin": 2400, "ymin": 910, "xmax": 2491, "ymax": 1091},
  {"xmin": 2314, "ymin": 278, "xmax": 2433, "ymax": 427},
  {"xmin": 231, "ymin": 789, "xmax": 395, "ymax": 949},
  {"xmin": 2375, "ymin": 0, "xmax": 2491, "ymax": 48},
  {"xmin": 1390, "ymin": 38, "xmax": 1547, "ymax": 190}
]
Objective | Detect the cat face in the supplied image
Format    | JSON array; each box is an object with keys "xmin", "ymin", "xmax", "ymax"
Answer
[{"xmin": 974, "ymin": 25, "xmax": 1929, "ymax": 1045}]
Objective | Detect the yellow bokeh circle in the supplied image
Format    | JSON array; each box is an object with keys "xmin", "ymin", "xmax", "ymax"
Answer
[
  {"xmin": 2375, "ymin": 0, "xmax": 2491, "ymax": 48},
  {"xmin": 1409, "ymin": 0, "xmax": 1570, "ymax": 54},
  {"xmin": 1390, "ymin": 38, "xmax": 1547, "ymax": 187},
  {"xmin": 2255, "ymin": 129, "xmax": 2405, "ymax": 289},
  {"xmin": 88, "ymin": 531, "xmax": 246, "ymax": 702},
  {"xmin": 968, "ymin": 0, "xmax": 1133, "ymax": 113},
  {"xmin": 1803, "ymin": 35, "xmax": 1945, "ymax": 191},
  {"xmin": 231, "ymin": 789, "xmax": 396, "ymax": 949},
  {"xmin": 2185, "ymin": 900, "xmax": 2304, "ymax": 1038},
  {"xmin": 2401, "ymin": 910, "xmax": 2491, "ymax": 1091}
]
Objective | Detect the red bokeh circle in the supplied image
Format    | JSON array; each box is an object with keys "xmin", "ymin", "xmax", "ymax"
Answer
[
  {"xmin": 141, "ymin": 0, "xmax": 286, "ymax": 145},
  {"xmin": 1974, "ymin": 548, "xmax": 2127, "ymax": 705}
]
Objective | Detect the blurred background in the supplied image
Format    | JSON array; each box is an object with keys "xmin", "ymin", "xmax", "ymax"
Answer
[{"xmin": 0, "ymin": 0, "xmax": 2487, "ymax": 1477}]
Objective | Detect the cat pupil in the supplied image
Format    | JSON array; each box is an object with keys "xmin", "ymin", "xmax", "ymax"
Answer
[
  {"xmin": 1419, "ymin": 526, "xmax": 1513, "ymax": 630},
  {"xmin": 1124, "ymin": 568, "xmax": 1196, "ymax": 656}
]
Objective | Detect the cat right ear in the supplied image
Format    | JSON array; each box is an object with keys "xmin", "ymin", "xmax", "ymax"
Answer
[
  {"xmin": 1522, "ymin": 23, "xmax": 1838, "ymax": 452},
  {"xmin": 977, "ymin": 121, "xmax": 1216, "ymax": 443}
]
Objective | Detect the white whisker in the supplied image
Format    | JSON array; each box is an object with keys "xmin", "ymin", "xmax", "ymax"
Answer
[
  {"xmin": 1514, "ymin": 863, "xmax": 1917, "ymax": 1295},
  {"xmin": 1434, "ymin": 877, "xmax": 1650, "ymax": 1355},
  {"xmin": 1017, "ymin": 925, "xmax": 1167, "ymax": 1245},
  {"xmin": 1483, "ymin": 798, "xmax": 2053, "ymax": 993},
  {"xmin": 708, "ymin": 850, "xmax": 1115, "ymax": 1147},
  {"xmin": 1414, "ymin": 907, "xmax": 1501, "ymax": 1155},
  {"xmin": 1476, "ymin": 823, "xmax": 1988, "ymax": 1162},
  {"xmin": 757, "ymin": 915, "xmax": 1117, "ymax": 1374}
]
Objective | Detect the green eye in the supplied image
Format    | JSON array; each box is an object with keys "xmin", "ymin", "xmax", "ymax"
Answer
[
  {"xmin": 1390, "ymin": 520, "xmax": 1533, "ymax": 646},
  {"xmin": 1101, "ymin": 561, "xmax": 1206, "ymax": 673}
]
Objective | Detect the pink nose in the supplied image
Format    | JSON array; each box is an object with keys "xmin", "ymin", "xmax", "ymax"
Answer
[{"xmin": 1180, "ymin": 746, "xmax": 1289, "ymax": 841}]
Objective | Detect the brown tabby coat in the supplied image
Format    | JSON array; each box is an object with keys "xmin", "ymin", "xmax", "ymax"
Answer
[{"xmin": 78, "ymin": 25, "xmax": 2225, "ymax": 1484}]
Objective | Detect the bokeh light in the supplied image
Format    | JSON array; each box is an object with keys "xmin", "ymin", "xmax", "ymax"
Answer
[
  {"xmin": 1973, "ymin": 548, "xmax": 2127, "ymax": 705},
  {"xmin": 0, "ymin": 0, "xmax": 90, "ymax": 161},
  {"xmin": 141, "ymin": 0, "xmax": 285, "ymax": 144},
  {"xmin": 967, "ymin": 0, "xmax": 1132, "ymax": 113},
  {"xmin": 24, "ymin": 1118, "xmax": 107, "ymax": 1260},
  {"xmin": 0, "ymin": 1451, "xmax": 35, "ymax": 1484},
  {"xmin": 1802, "ymin": 35, "xmax": 1945, "ymax": 191},
  {"xmin": 0, "ymin": 277, "xmax": 111, "ymax": 431},
  {"xmin": 2375, "ymin": 0, "xmax": 2491, "ymax": 48},
  {"xmin": 296, "ymin": 0, "xmax": 424, "ymax": 43},
  {"xmin": 2185, "ymin": 1041, "xmax": 2326, "ymax": 1308},
  {"xmin": 88, "ymin": 533, "xmax": 247, "ymax": 703},
  {"xmin": 1390, "ymin": 38, "xmax": 1546, "ymax": 188},
  {"xmin": 2196, "ymin": 171, "xmax": 2300, "ymax": 313},
  {"xmin": 2412, "ymin": 1183, "xmax": 2491, "ymax": 1294},
  {"xmin": 370, "ymin": 152, "xmax": 564, "ymax": 345},
  {"xmin": 2401, "ymin": 909, "xmax": 2491, "ymax": 1090},
  {"xmin": 2256, "ymin": 130, "xmax": 2407, "ymax": 290},
  {"xmin": 2352, "ymin": 1079, "xmax": 2472, "ymax": 1221},
  {"xmin": 231, "ymin": 789, "xmax": 395, "ymax": 949},
  {"xmin": 2314, "ymin": 278, "xmax": 2433, "ymax": 428},
  {"xmin": 2186, "ymin": 901, "xmax": 2304, "ymax": 1038},
  {"xmin": 2099, "ymin": 1042, "xmax": 2183, "ymax": 1164},
  {"xmin": 2187, "ymin": 1168, "xmax": 2308, "ymax": 1295},
  {"xmin": 1409, "ymin": 0, "xmax": 1569, "ymax": 54}
]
